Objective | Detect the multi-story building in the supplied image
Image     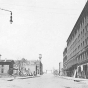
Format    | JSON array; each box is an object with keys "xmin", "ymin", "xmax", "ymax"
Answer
[
  {"xmin": 63, "ymin": 1, "xmax": 88, "ymax": 78},
  {"xmin": 63, "ymin": 47, "xmax": 67, "ymax": 76}
]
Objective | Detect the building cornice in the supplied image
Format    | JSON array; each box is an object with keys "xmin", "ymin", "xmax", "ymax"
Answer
[{"xmin": 67, "ymin": 1, "xmax": 88, "ymax": 44}]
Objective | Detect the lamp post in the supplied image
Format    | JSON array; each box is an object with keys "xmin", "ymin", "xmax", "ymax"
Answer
[
  {"xmin": 0, "ymin": 8, "xmax": 13, "ymax": 24},
  {"xmin": 10, "ymin": 12, "xmax": 13, "ymax": 24}
]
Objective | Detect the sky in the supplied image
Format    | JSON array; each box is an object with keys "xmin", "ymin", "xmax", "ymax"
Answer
[{"xmin": 0, "ymin": 0, "xmax": 86, "ymax": 71}]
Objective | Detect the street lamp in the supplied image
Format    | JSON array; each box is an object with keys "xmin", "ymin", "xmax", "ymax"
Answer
[
  {"xmin": 0, "ymin": 8, "xmax": 13, "ymax": 24},
  {"xmin": 10, "ymin": 12, "xmax": 13, "ymax": 24}
]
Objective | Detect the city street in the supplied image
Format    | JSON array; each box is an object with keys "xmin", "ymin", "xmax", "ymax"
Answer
[{"xmin": 0, "ymin": 74, "xmax": 88, "ymax": 88}]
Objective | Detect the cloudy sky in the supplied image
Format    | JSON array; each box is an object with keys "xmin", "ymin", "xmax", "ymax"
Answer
[{"xmin": 0, "ymin": 0, "xmax": 86, "ymax": 71}]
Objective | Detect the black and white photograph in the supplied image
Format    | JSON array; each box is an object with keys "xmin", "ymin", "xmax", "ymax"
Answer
[{"xmin": 0, "ymin": 0, "xmax": 88, "ymax": 88}]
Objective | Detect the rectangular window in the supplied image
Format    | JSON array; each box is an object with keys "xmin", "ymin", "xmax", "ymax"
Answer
[
  {"xmin": 83, "ymin": 41, "xmax": 84, "ymax": 46},
  {"xmin": 83, "ymin": 29, "xmax": 84, "ymax": 34},
  {"xmin": 87, "ymin": 38, "xmax": 88, "ymax": 45},
  {"xmin": 85, "ymin": 39, "xmax": 87, "ymax": 45}
]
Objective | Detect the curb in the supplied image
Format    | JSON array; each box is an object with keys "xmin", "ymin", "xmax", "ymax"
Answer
[
  {"xmin": 14, "ymin": 75, "xmax": 40, "ymax": 79},
  {"xmin": 16, "ymin": 76, "xmax": 34, "ymax": 79},
  {"xmin": 58, "ymin": 76, "xmax": 88, "ymax": 82},
  {"xmin": 0, "ymin": 75, "xmax": 41, "ymax": 81}
]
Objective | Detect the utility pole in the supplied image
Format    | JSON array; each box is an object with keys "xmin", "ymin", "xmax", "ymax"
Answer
[
  {"xmin": 0, "ymin": 8, "xmax": 13, "ymax": 24},
  {"xmin": 39, "ymin": 54, "xmax": 42, "ymax": 75},
  {"xmin": 59, "ymin": 62, "xmax": 60, "ymax": 75}
]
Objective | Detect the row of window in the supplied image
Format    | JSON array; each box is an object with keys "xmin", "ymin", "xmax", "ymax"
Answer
[
  {"xmin": 78, "ymin": 50, "xmax": 88, "ymax": 62},
  {"xmin": 68, "ymin": 26, "xmax": 88, "ymax": 60},
  {"xmin": 78, "ymin": 37, "xmax": 88, "ymax": 49},
  {"xmin": 68, "ymin": 37, "xmax": 88, "ymax": 60},
  {"xmin": 67, "ymin": 17, "xmax": 88, "ymax": 46},
  {"xmin": 69, "ymin": 29, "xmax": 88, "ymax": 51},
  {"xmin": 63, "ymin": 56, "xmax": 67, "ymax": 62},
  {"xmin": 66, "ymin": 50, "xmax": 88, "ymax": 68}
]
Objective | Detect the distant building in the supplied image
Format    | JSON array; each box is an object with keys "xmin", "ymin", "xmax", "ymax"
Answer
[
  {"xmin": 36, "ymin": 60, "xmax": 43, "ymax": 75},
  {"xmin": 13, "ymin": 58, "xmax": 28, "ymax": 76},
  {"xmin": 14, "ymin": 59, "xmax": 43, "ymax": 76},
  {"xmin": 0, "ymin": 60, "xmax": 14, "ymax": 75},
  {"xmin": 0, "ymin": 57, "xmax": 43, "ymax": 76}
]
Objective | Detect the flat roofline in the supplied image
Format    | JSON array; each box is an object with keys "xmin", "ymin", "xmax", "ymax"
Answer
[{"xmin": 67, "ymin": 1, "xmax": 88, "ymax": 43}]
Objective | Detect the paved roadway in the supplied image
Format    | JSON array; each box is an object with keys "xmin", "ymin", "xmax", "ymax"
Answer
[{"xmin": 0, "ymin": 73, "xmax": 88, "ymax": 88}]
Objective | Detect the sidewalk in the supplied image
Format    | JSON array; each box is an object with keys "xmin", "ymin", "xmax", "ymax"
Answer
[
  {"xmin": 16, "ymin": 75, "xmax": 34, "ymax": 79},
  {"xmin": 0, "ymin": 75, "xmax": 40, "ymax": 81},
  {"xmin": 0, "ymin": 76, "xmax": 14, "ymax": 81},
  {"xmin": 58, "ymin": 76, "xmax": 88, "ymax": 84}
]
